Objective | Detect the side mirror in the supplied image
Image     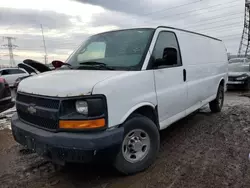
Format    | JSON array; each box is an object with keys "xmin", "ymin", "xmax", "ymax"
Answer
[
  {"xmin": 52, "ymin": 60, "xmax": 64, "ymax": 69},
  {"xmin": 154, "ymin": 58, "xmax": 167, "ymax": 67}
]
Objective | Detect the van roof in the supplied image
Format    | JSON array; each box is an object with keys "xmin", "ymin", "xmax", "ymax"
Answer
[
  {"xmin": 157, "ymin": 26, "xmax": 222, "ymax": 42},
  {"xmin": 93, "ymin": 26, "xmax": 221, "ymax": 42}
]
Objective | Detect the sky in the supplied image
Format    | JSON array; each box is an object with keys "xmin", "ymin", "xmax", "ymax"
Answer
[{"xmin": 0, "ymin": 0, "xmax": 245, "ymax": 66}]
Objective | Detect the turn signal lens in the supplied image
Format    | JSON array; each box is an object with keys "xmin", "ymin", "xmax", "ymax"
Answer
[{"xmin": 59, "ymin": 118, "xmax": 105, "ymax": 129}]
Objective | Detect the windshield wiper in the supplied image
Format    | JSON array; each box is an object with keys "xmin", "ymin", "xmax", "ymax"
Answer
[{"xmin": 79, "ymin": 61, "xmax": 115, "ymax": 70}]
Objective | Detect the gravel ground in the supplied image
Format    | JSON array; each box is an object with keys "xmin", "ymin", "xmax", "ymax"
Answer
[{"xmin": 0, "ymin": 91, "xmax": 250, "ymax": 188}]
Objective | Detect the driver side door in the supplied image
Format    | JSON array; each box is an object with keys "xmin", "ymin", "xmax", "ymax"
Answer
[{"xmin": 151, "ymin": 31, "xmax": 188, "ymax": 129}]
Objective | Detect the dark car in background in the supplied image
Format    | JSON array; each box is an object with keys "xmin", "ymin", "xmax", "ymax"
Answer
[
  {"xmin": 0, "ymin": 77, "xmax": 13, "ymax": 112},
  {"xmin": 14, "ymin": 59, "xmax": 51, "ymax": 92}
]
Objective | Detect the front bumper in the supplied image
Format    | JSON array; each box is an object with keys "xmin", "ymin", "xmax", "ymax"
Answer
[
  {"xmin": 227, "ymin": 81, "xmax": 245, "ymax": 85},
  {"xmin": 227, "ymin": 76, "xmax": 249, "ymax": 85},
  {"xmin": 11, "ymin": 113, "xmax": 124, "ymax": 164}
]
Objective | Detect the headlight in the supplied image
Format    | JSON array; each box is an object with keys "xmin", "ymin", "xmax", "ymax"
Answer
[
  {"xmin": 60, "ymin": 97, "xmax": 107, "ymax": 130},
  {"xmin": 75, "ymin": 100, "xmax": 88, "ymax": 115},
  {"xmin": 236, "ymin": 76, "xmax": 248, "ymax": 81}
]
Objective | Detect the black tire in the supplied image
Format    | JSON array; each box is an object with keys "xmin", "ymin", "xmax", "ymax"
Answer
[
  {"xmin": 209, "ymin": 84, "xmax": 224, "ymax": 113},
  {"xmin": 244, "ymin": 78, "xmax": 250, "ymax": 91},
  {"xmin": 113, "ymin": 114, "xmax": 160, "ymax": 175}
]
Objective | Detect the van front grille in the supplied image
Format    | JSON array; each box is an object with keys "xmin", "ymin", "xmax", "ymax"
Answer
[
  {"xmin": 16, "ymin": 93, "xmax": 60, "ymax": 131},
  {"xmin": 16, "ymin": 93, "xmax": 60, "ymax": 109}
]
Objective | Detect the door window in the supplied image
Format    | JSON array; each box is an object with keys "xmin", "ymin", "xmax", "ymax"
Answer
[
  {"xmin": 152, "ymin": 32, "xmax": 182, "ymax": 68},
  {"xmin": 8, "ymin": 69, "xmax": 25, "ymax": 74},
  {"xmin": 1, "ymin": 70, "xmax": 10, "ymax": 75}
]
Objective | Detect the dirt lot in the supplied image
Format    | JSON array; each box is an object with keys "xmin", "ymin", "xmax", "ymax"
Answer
[{"xmin": 1, "ymin": 91, "xmax": 250, "ymax": 188}]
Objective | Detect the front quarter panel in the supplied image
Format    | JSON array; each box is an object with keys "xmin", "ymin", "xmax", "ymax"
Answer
[{"xmin": 92, "ymin": 70, "xmax": 157, "ymax": 128}]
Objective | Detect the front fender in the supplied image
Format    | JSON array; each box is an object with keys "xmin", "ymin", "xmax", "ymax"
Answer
[
  {"xmin": 119, "ymin": 102, "xmax": 156, "ymax": 124},
  {"xmin": 92, "ymin": 71, "xmax": 157, "ymax": 128}
]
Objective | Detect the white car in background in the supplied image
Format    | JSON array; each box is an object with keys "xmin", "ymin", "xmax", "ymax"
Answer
[{"xmin": 0, "ymin": 68, "xmax": 29, "ymax": 87}]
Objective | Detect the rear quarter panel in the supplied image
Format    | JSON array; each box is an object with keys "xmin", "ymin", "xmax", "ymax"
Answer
[{"xmin": 174, "ymin": 30, "xmax": 228, "ymax": 106}]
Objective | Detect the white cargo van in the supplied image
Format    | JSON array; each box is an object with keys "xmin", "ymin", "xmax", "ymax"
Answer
[{"xmin": 11, "ymin": 26, "xmax": 228, "ymax": 175}]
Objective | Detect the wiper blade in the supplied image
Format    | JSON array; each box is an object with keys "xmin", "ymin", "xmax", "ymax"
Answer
[
  {"xmin": 79, "ymin": 61, "xmax": 115, "ymax": 70},
  {"xmin": 79, "ymin": 61, "xmax": 106, "ymax": 66}
]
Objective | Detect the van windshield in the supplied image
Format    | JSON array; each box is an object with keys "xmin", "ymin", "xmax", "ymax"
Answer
[{"xmin": 66, "ymin": 29, "xmax": 154, "ymax": 70}]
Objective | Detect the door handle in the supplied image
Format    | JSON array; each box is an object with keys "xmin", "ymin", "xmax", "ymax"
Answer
[{"xmin": 183, "ymin": 69, "xmax": 186, "ymax": 82}]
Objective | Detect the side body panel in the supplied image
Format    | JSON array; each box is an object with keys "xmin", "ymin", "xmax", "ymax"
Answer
[
  {"xmin": 174, "ymin": 30, "xmax": 228, "ymax": 115},
  {"xmin": 92, "ymin": 71, "xmax": 157, "ymax": 128},
  {"xmin": 142, "ymin": 27, "xmax": 228, "ymax": 130}
]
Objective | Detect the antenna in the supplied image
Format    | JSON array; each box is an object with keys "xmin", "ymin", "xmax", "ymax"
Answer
[{"xmin": 41, "ymin": 24, "xmax": 48, "ymax": 64}]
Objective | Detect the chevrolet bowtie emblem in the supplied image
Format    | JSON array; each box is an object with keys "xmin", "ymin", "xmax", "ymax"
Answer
[{"xmin": 27, "ymin": 104, "xmax": 36, "ymax": 114}]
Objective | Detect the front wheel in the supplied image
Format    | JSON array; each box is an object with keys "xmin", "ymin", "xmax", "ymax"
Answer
[
  {"xmin": 244, "ymin": 78, "xmax": 250, "ymax": 91},
  {"xmin": 113, "ymin": 114, "xmax": 160, "ymax": 175},
  {"xmin": 209, "ymin": 84, "xmax": 224, "ymax": 113}
]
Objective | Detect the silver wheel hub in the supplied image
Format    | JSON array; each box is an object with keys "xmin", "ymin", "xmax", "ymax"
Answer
[
  {"xmin": 128, "ymin": 137, "xmax": 142, "ymax": 152},
  {"xmin": 122, "ymin": 129, "xmax": 150, "ymax": 163}
]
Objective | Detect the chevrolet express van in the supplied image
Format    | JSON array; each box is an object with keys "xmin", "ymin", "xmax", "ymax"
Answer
[{"xmin": 11, "ymin": 26, "xmax": 228, "ymax": 175}]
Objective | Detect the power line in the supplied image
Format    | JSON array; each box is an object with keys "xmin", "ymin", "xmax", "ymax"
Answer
[
  {"xmin": 3, "ymin": 3, "xmax": 242, "ymax": 44},
  {"xmin": 140, "ymin": 0, "xmax": 241, "ymax": 26},
  {"xmin": 182, "ymin": 12, "xmax": 242, "ymax": 27},
  {"xmin": 60, "ymin": 0, "xmax": 240, "ymax": 30},
  {"xmin": 189, "ymin": 22, "xmax": 242, "ymax": 32},
  {"xmin": 139, "ymin": 0, "xmax": 202, "ymax": 17},
  {"xmin": 65, "ymin": 0, "xmax": 204, "ymax": 27},
  {"xmin": 217, "ymin": 34, "xmax": 242, "ymax": 39},
  {"xmin": 182, "ymin": 15, "xmax": 242, "ymax": 30}
]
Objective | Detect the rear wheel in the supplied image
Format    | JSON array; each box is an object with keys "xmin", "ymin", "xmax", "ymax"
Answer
[
  {"xmin": 113, "ymin": 114, "xmax": 160, "ymax": 175},
  {"xmin": 209, "ymin": 84, "xmax": 224, "ymax": 113}
]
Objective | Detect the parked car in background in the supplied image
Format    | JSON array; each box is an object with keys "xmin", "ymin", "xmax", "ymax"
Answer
[
  {"xmin": 11, "ymin": 26, "xmax": 228, "ymax": 175},
  {"xmin": 227, "ymin": 57, "xmax": 250, "ymax": 90},
  {"xmin": 0, "ymin": 77, "xmax": 13, "ymax": 112},
  {"xmin": 13, "ymin": 59, "xmax": 51, "ymax": 91},
  {"xmin": 0, "ymin": 68, "xmax": 29, "ymax": 87},
  {"xmin": 229, "ymin": 57, "xmax": 249, "ymax": 64}
]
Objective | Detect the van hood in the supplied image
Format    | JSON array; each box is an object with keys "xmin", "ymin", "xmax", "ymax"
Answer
[{"xmin": 18, "ymin": 70, "xmax": 125, "ymax": 97}]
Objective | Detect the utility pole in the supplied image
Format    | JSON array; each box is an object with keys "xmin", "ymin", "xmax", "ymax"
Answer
[
  {"xmin": 2, "ymin": 37, "xmax": 18, "ymax": 67},
  {"xmin": 238, "ymin": 0, "xmax": 250, "ymax": 57},
  {"xmin": 41, "ymin": 24, "xmax": 48, "ymax": 64}
]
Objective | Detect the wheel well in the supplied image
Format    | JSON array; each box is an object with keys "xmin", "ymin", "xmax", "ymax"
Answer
[
  {"xmin": 132, "ymin": 106, "xmax": 159, "ymax": 129},
  {"xmin": 219, "ymin": 79, "xmax": 225, "ymax": 91},
  {"xmin": 220, "ymin": 79, "xmax": 225, "ymax": 87}
]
